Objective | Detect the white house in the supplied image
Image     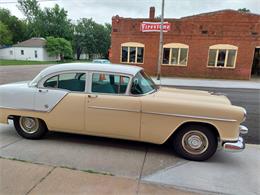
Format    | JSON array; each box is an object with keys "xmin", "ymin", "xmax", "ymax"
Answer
[{"xmin": 0, "ymin": 38, "xmax": 59, "ymax": 61}]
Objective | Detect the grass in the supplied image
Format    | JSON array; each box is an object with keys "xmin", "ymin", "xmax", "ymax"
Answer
[
  {"xmin": 1, "ymin": 157, "xmax": 114, "ymax": 176},
  {"xmin": 0, "ymin": 59, "xmax": 91, "ymax": 66}
]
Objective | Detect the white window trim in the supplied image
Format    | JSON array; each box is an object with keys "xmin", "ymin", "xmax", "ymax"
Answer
[
  {"xmin": 120, "ymin": 42, "xmax": 145, "ymax": 64},
  {"xmin": 162, "ymin": 43, "xmax": 189, "ymax": 66},
  {"xmin": 207, "ymin": 44, "xmax": 238, "ymax": 69}
]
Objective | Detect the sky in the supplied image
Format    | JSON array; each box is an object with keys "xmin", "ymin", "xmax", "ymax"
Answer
[{"xmin": 0, "ymin": 0, "xmax": 259, "ymax": 24}]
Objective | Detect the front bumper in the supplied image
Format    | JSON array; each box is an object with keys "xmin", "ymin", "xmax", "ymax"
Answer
[{"xmin": 222, "ymin": 125, "xmax": 248, "ymax": 152}]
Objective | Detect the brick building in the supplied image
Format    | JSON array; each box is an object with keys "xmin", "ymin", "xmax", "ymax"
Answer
[{"xmin": 110, "ymin": 7, "xmax": 260, "ymax": 79}]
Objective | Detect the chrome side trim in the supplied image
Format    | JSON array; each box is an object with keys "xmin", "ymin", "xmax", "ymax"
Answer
[
  {"xmin": 142, "ymin": 111, "xmax": 237, "ymax": 122},
  {"xmin": 0, "ymin": 106, "xmax": 48, "ymax": 113},
  {"xmin": 1, "ymin": 105, "xmax": 237, "ymax": 122},
  {"xmin": 88, "ymin": 106, "xmax": 140, "ymax": 113}
]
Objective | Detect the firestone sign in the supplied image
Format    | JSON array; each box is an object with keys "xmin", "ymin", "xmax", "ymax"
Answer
[{"xmin": 140, "ymin": 21, "xmax": 171, "ymax": 32}]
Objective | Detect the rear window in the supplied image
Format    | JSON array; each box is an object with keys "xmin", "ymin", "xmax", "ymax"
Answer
[{"xmin": 44, "ymin": 72, "xmax": 86, "ymax": 92}]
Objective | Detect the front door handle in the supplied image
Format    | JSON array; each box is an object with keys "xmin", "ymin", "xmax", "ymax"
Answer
[
  {"xmin": 38, "ymin": 89, "xmax": 48, "ymax": 93},
  {"xmin": 88, "ymin": 94, "xmax": 98, "ymax": 98}
]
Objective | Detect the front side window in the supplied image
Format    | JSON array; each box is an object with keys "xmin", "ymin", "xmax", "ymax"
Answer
[
  {"xmin": 21, "ymin": 50, "xmax": 24, "ymax": 55},
  {"xmin": 121, "ymin": 42, "xmax": 144, "ymax": 64},
  {"xmin": 131, "ymin": 70, "xmax": 157, "ymax": 95},
  {"xmin": 43, "ymin": 72, "xmax": 86, "ymax": 92},
  {"xmin": 163, "ymin": 43, "xmax": 188, "ymax": 66},
  {"xmin": 208, "ymin": 44, "xmax": 237, "ymax": 68},
  {"xmin": 34, "ymin": 50, "xmax": 38, "ymax": 58},
  {"xmin": 92, "ymin": 73, "xmax": 130, "ymax": 94}
]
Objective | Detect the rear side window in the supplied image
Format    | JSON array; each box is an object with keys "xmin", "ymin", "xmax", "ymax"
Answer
[
  {"xmin": 43, "ymin": 73, "xmax": 86, "ymax": 92},
  {"xmin": 91, "ymin": 73, "xmax": 130, "ymax": 94}
]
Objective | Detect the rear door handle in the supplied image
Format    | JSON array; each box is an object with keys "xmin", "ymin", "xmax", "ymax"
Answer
[{"xmin": 88, "ymin": 94, "xmax": 98, "ymax": 98}]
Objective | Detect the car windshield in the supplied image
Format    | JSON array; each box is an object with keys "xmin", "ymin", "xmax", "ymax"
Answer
[
  {"xmin": 29, "ymin": 72, "xmax": 44, "ymax": 87},
  {"xmin": 131, "ymin": 70, "xmax": 157, "ymax": 95}
]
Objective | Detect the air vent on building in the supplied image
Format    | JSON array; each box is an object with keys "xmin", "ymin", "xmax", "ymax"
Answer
[{"xmin": 201, "ymin": 30, "xmax": 208, "ymax": 34}]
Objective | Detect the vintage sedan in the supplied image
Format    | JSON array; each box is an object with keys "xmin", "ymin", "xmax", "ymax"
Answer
[{"xmin": 0, "ymin": 63, "xmax": 248, "ymax": 161}]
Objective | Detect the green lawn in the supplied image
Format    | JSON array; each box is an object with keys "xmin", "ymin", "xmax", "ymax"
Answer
[{"xmin": 0, "ymin": 59, "xmax": 91, "ymax": 66}]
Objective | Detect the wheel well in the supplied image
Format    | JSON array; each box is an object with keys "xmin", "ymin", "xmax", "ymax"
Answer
[
  {"xmin": 167, "ymin": 121, "xmax": 220, "ymax": 143},
  {"xmin": 8, "ymin": 115, "xmax": 48, "ymax": 129}
]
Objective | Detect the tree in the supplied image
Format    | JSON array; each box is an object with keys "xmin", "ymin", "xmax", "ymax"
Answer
[
  {"xmin": 18, "ymin": 0, "xmax": 73, "ymax": 40},
  {"xmin": 0, "ymin": 21, "xmax": 12, "ymax": 45},
  {"xmin": 238, "ymin": 8, "xmax": 251, "ymax": 13},
  {"xmin": 46, "ymin": 36, "xmax": 72, "ymax": 61},
  {"xmin": 0, "ymin": 8, "xmax": 27, "ymax": 44},
  {"xmin": 73, "ymin": 19, "xmax": 111, "ymax": 60}
]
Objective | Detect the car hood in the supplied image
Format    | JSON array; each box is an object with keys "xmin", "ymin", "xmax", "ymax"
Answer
[{"xmin": 153, "ymin": 87, "xmax": 231, "ymax": 105}]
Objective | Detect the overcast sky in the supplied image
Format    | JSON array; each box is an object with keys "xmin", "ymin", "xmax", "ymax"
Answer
[{"xmin": 0, "ymin": 0, "xmax": 259, "ymax": 24}]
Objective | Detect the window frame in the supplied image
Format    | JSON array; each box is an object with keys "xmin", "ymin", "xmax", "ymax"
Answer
[
  {"xmin": 38, "ymin": 70, "xmax": 88, "ymax": 93},
  {"xmin": 89, "ymin": 71, "xmax": 132, "ymax": 96},
  {"xmin": 162, "ymin": 43, "xmax": 189, "ymax": 66},
  {"xmin": 120, "ymin": 42, "xmax": 145, "ymax": 64},
  {"xmin": 207, "ymin": 44, "xmax": 238, "ymax": 69}
]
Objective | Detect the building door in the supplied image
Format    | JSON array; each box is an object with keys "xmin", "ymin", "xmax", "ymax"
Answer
[{"xmin": 251, "ymin": 47, "xmax": 260, "ymax": 76}]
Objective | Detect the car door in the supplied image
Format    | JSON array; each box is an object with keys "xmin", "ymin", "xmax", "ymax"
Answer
[
  {"xmin": 85, "ymin": 72, "xmax": 141, "ymax": 140},
  {"xmin": 35, "ymin": 72, "xmax": 87, "ymax": 132}
]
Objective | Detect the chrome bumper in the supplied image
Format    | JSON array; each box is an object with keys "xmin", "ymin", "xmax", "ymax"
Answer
[
  {"xmin": 239, "ymin": 125, "xmax": 248, "ymax": 134},
  {"xmin": 222, "ymin": 125, "xmax": 248, "ymax": 152},
  {"xmin": 223, "ymin": 137, "xmax": 245, "ymax": 152}
]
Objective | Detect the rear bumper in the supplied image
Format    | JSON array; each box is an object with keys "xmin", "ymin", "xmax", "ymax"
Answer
[{"xmin": 222, "ymin": 125, "xmax": 248, "ymax": 152}]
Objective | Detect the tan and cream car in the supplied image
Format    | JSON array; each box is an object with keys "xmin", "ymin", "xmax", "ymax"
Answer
[{"xmin": 0, "ymin": 63, "xmax": 248, "ymax": 161}]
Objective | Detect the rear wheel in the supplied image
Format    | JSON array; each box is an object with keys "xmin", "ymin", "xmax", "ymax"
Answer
[
  {"xmin": 172, "ymin": 124, "xmax": 218, "ymax": 161},
  {"xmin": 13, "ymin": 116, "xmax": 47, "ymax": 139}
]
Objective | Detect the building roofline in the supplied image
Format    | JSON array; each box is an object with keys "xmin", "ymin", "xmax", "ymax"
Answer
[
  {"xmin": 113, "ymin": 9, "xmax": 260, "ymax": 21},
  {"xmin": 180, "ymin": 9, "xmax": 260, "ymax": 20}
]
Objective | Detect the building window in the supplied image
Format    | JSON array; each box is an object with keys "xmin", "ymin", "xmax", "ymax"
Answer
[
  {"xmin": 21, "ymin": 50, "xmax": 24, "ymax": 55},
  {"xmin": 163, "ymin": 43, "xmax": 189, "ymax": 66},
  {"xmin": 121, "ymin": 42, "xmax": 144, "ymax": 64},
  {"xmin": 208, "ymin": 44, "xmax": 238, "ymax": 68},
  {"xmin": 34, "ymin": 50, "xmax": 38, "ymax": 58},
  {"xmin": 10, "ymin": 50, "xmax": 13, "ymax": 55}
]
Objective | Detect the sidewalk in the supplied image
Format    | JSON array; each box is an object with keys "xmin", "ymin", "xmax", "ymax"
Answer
[
  {"xmin": 0, "ymin": 158, "xmax": 197, "ymax": 195},
  {"xmin": 152, "ymin": 77, "xmax": 260, "ymax": 89}
]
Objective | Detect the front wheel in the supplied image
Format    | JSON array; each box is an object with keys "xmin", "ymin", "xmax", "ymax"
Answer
[
  {"xmin": 172, "ymin": 124, "xmax": 218, "ymax": 161},
  {"xmin": 13, "ymin": 116, "xmax": 47, "ymax": 139}
]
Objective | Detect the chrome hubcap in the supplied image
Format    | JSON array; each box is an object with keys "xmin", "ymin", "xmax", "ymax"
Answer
[
  {"xmin": 19, "ymin": 117, "xmax": 39, "ymax": 134},
  {"xmin": 182, "ymin": 130, "xmax": 209, "ymax": 155}
]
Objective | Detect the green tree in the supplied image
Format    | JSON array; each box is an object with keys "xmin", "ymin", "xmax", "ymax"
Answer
[
  {"xmin": 0, "ymin": 21, "xmax": 12, "ymax": 45},
  {"xmin": 46, "ymin": 36, "xmax": 72, "ymax": 61},
  {"xmin": 73, "ymin": 19, "xmax": 111, "ymax": 60},
  {"xmin": 18, "ymin": 0, "xmax": 73, "ymax": 40},
  {"xmin": 238, "ymin": 8, "xmax": 251, "ymax": 13},
  {"xmin": 0, "ymin": 8, "xmax": 27, "ymax": 44}
]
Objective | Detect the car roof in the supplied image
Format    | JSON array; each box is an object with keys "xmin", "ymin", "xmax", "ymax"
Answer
[{"xmin": 38, "ymin": 63, "xmax": 143, "ymax": 77}]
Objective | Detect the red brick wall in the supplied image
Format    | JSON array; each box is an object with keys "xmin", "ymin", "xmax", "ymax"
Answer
[{"xmin": 111, "ymin": 10, "xmax": 260, "ymax": 80}]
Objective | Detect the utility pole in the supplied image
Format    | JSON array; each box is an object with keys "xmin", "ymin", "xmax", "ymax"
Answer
[{"xmin": 157, "ymin": 0, "xmax": 165, "ymax": 80}]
